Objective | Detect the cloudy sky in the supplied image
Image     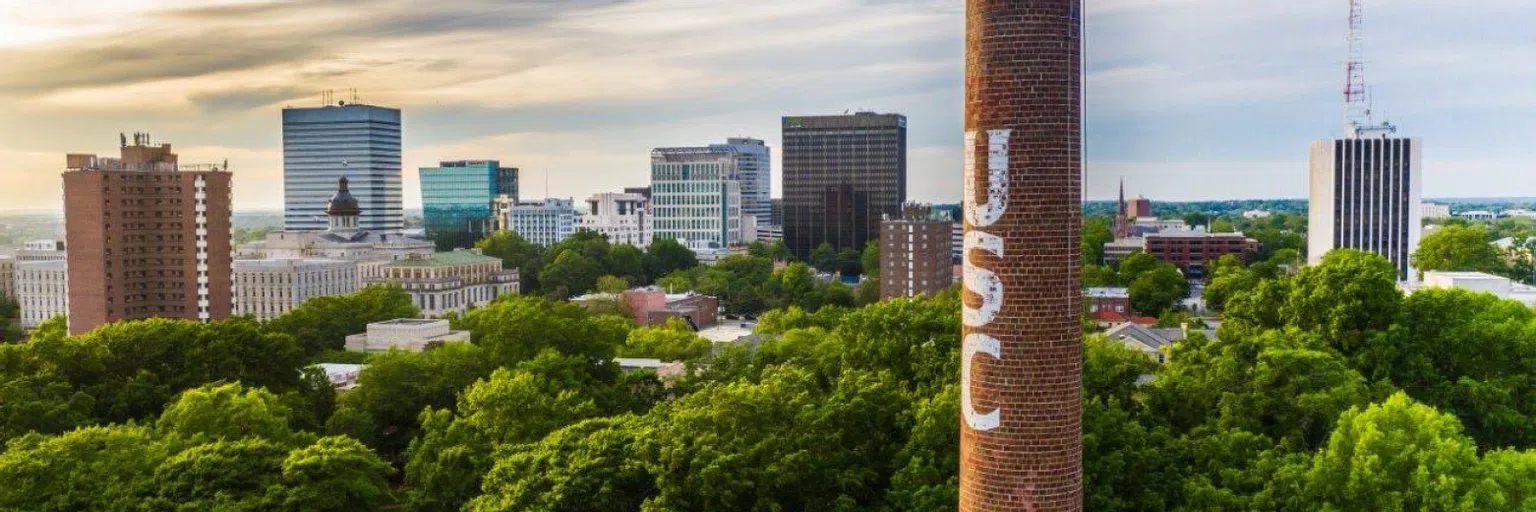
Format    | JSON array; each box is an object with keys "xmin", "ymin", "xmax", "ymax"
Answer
[{"xmin": 0, "ymin": 0, "xmax": 1532, "ymax": 212}]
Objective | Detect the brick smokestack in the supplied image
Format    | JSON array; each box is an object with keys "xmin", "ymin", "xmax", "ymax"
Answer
[{"xmin": 960, "ymin": 1, "xmax": 1083, "ymax": 511}]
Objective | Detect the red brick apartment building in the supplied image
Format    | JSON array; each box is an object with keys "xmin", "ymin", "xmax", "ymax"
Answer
[
  {"xmin": 1144, "ymin": 231, "xmax": 1259, "ymax": 279},
  {"xmin": 63, "ymin": 135, "xmax": 232, "ymax": 335}
]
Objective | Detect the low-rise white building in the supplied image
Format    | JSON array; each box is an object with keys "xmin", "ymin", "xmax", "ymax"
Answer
[
  {"xmin": 344, "ymin": 319, "xmax": 470, "ymax": 353},
  {"xmin": 372, "ymin": 250, "xmax": 519, "ymax": 317},
  {"xmin": 499, "ymin": 197, "xmax": 576, "ymax": 247},
  {"xmin": 685, "ymin": 239, "xmax": 735, "ymax": 265},
  {"xmin": 1503, "ymin": 209, "xmax": 1536, "ymax": 220},
  {"xmin": 313, "ymin": 363, "xmax": 365, "ymax": 391},
  {"xmin": 15, "ymin": 260, "xmax": 67, "ymax": 329},
  {"xmin": 1459, "ymin": 210, "xmax": 1498, "ymax": 221},
  {"xmin": 1422, "ymin": 202, "xmax": 1452, "ymax": 220},
  {"xmin": 1405, "ymin": 271, "xmax": 1536, "ymax": 307},
  {"xmin": 234, "ymin": 258, "xmax": 358, "ymax": 320},
  {"xmin": 1242, "ymin": 210, "xmax": 1272, "ymax": 219},
  {"xmin": 581, "ymin": 191, "xmax": 651, "ymax": 247}
]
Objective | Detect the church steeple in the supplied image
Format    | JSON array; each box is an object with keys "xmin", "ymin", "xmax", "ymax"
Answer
[{"xmin": 1113, "ymin": 177, "xmax": 1130, "ymax": 238}]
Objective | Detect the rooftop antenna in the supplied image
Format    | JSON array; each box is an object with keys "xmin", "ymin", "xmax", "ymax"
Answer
[
  {"xmin": 1344, "ymin": 0, "xmax": 1396, "ymax": 138},
  {"xmin": 350, "ymin": 88, "xmax": 359, "ymax": 104}
]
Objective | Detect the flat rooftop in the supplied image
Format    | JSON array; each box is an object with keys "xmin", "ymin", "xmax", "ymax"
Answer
[{"xmin": 385, "ymin": 251, "xmax": 500, "ymax": 268}]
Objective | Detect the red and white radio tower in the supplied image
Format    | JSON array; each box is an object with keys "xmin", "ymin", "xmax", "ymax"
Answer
[{"xmin": 1344, "ymin": 0, "xmax": 1395, "ymax": 137}]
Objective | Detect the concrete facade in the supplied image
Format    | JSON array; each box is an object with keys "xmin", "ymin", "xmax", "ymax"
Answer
[
  {"xmin": 1309, "ymin": 137, "xmax": 1423, "ymax": 280},
  {"xmin": 500, "ymin": 198, "xmax": 576, "ymax": 247},
  {"xmin": 373, "ymin": 250, "xmax": 518, "ymax": 317},
  {"xmin": 1406, "ymin": 271, "xmax": 1536, "ymax": 307},
  {"xmin": 650, "ymin": 146, "xmax": 745, "ymax": 248},
  {"xmin": 233, "ymin": 258, "xmax": 357, "ymax": 321},
  {"xmin": 581, "ymin": 191, "xmax": 652, "ymax": 247},
  {"xmin": 344, "ymin": 318, "xmax": 469, "ymax": 352},
  {"xmin": 15, "ymin": 260, "xmax": 67, "ymax": 329},
  {"xmin": 15, "ymin": 240, "xmax": 66, "ymax": 262},
  {"xmin": 960, "ymin": 1, "xmax": 1083, "ymax": 510},
  {"xmin": 1422, "ymin": 202, "xmax": 1451, "ymax": 219},
  {"xmin": 63, "ymin": 138, "xmax": 233, "ymax": 335}
]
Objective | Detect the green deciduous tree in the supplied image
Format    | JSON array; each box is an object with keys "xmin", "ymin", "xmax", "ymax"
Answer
[
  {"xmin": 641, "ymin": 367, "xmax": 909, "ymax": 511},
  {"xmin": 620, "ymin": 321, "xmax": 712, "ymax": 361},
  {"xmin": 276, "ymin": 436, "xmax": 394, "ymax": 512},
  {"xmin": 477, "ymin": 230, "xmax": 546, "ymax": 292},
  {"xmin": 1283, "ymin": 249, "xmax": 1402, "ymax": 354},
  {"xmin": 862, "ymin": 240, "xmax": 881, "ymax": 278},
  {"xmin": 1129, "ymin": 264, "xmax": 1188, "ymax": 315},
  {"xmin": 1300, "ymin": 393, "xmax": 1481, "ymax": 511},
  {"xmin": 148, "ymin": 437, "xmax": 289, "ymax": 511},
  {"xmin": 157, "ymin": 382, "xmax": 300, "ymax": 444},
  {"xmin": 1082, "ymin": 216, "xmax": 1114, "ymax": 266},
  {"xmin": 1083, "ymin": 264, "xmax": 1118, "ymax": 288},
  {"xmin": 539, "ymin": 250, "xmax": 603, "ymax": 299},
  {"xmin": 471, "ymin": 416, "xmax": 653, "ymax": 512},
  {"xmin": 265, "ymin": 284, "xmax": 419, "ymax": 355},
  {"xmin": 1116, "ymin": 251, "xmax": 1159, "ymax": 285},
  {"xmin": 1411, "ymin": 224, "xmax": 1505, "ymax": 278},
  {"xmin": 404, "ymin": 355, "xmax": 608, "ymax": 511},
  {"xmin": 645, "ymin": 238, "xmax": 698, "ymax": 280},
  {"xmin": 326, "ymin": 343, "xmax": 494, "ymax": 461},
  {"xmin": 456, "ymin": 295, "xmax": 627, "ymax": 368},
  {"xmin": 810, "ymin": 242, "xmax": 838, "ymax": 272},
  {"xmin": 0, "ymin": 425, "xmax": 168, "ymax": 511}
]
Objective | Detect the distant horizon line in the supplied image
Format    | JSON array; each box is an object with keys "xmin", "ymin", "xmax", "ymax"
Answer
[{"xmin": 3, "ymin": 196, "xmax": 1532, "ymax": 217}]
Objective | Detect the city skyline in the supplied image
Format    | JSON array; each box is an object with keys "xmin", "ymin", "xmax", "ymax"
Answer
[{"xmin": 1, "ymin": 0, "xmax": 1534, "ymax": 212}]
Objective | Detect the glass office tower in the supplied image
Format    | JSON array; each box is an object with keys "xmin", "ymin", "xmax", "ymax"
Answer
[
  {"xmin": 420, "ymin": 160, "xmax": 518, "ymax": 248},
  {"xmin": 282, "ymin": 103, "xmax": 403, "ymax": 232}
]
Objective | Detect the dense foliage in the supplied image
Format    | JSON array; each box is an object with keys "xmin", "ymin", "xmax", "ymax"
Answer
[{"xmin": 11, "ymin": 243, "xmax": 1536, "ymax": 510}]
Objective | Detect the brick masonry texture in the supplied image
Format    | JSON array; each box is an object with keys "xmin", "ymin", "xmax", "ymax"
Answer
[{"xmin": 960, "ymin": 1, "xmax": 1083, "ymax": 511}]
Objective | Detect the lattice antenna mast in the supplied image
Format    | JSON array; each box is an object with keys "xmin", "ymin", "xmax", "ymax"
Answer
[{"xmin": 1344, "ymin": 0, "xmax": 1395, "ymax": 138}]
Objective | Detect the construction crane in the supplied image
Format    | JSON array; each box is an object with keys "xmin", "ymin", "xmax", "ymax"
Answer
[{"xmin": 1344, "ymin": 0, "xmax": 1396, "ymax": 138}]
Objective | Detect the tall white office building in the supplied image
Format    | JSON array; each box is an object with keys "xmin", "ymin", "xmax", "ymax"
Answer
[
  {"xmin": 499, "ymin": 198, "xmax": 577, "ymax": 247},
  {"xmin": 1308, "ymin": 136, "xmax": 1423, "ymax": 280},
  {"xmin": 710, "ymin": 138, "xmax": 771, "ymax": 224},
  {"xmin": 651, "ymin": 147, "xmax": 744, "ymax": 248},
  {"xmin": 283, "ymin": 102, "xmax": 403, "ymax": 232}
]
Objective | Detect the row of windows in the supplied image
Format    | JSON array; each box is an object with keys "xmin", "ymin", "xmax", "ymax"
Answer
[{"xmin": 652, "ymin": 182, "xmax": 729, "ymax": 194}]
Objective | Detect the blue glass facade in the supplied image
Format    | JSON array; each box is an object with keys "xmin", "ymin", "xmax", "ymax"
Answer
[
  {"xmin": 420, "ymin": 160, "xmax": 518, "ymax": 248},
  {"xmin": 282, "ymin": 104, "xmax": 403, "ymax": 232}
]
